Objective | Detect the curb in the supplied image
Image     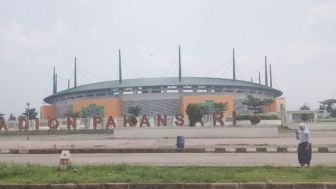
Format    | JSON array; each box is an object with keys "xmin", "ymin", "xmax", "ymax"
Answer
[
  {"xmin": 0, "ymin": 147, "xmax": 335, "ymax": 154},
  {"xmin": 0, "ymin": 183, "xmax": 335, "ymax": 189}
]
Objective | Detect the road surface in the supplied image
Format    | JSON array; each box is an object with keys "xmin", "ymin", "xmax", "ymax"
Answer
[{"xmin": 1, "ymin": 153, "xmax": 335, "ymax": 166}]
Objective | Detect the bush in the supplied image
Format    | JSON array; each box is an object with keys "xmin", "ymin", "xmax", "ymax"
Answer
[
  {"xmin": 259, "ymin": 114, "xmax": 280, "ymax": 120},
  {"xmin": 250, "ymin": 116, "xmax": 260, "ymax": 125},
  {"xmin": 236, "ymin": 114, "xmax": 279, "ymax": 120},
  {"xmin": 236, "ymin": 115, "xmax": 251, "ymax": 120},
  {"xmin": 129, "ymin": 116, "xmax": 138, "ymax": 126}
]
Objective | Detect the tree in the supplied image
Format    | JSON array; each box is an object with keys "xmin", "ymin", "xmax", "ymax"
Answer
[
  {"xmin": 243, "ymin": 95, "xmax": 273, "ymax": 115},
  {"xmin": 300, "ymin": 104, "xmax": 310, "ymax": 110},
  {"xmin": 199, "ymin": 101, "xmax": 229, "ymax": 115},
  {"xmin": 319, "ymin": 99, "xmax": 336, "ymax": 118},
  {"xmin": 331, "ymin": 110, "xmax": 336, "ymax": 118},
  {"xmin": 22, "ymin": 108, "xmax": 38, "ymax": 120},
  {"xmin": 127, "ymin": 106, "xmax": 141, "ymax": 126},
  {"xmin": 64, "ymin": 111, "xmax": 81, "ymax": 118},
  {"xmin": 242, "ymin": 95, "xmax": 273, "ymax": 125},
  {"xmin": 8, "ymin": 113, "xmax": 16, "ymax": 121},
  {"xmin": 127, "ymin": 106, "xmax": 142, "ymax": 117},
  {"xmin": 213, "ymin": 102, "xmax": 229, "ymax": 113},
  {"xmin": 186, "ymin": 103, "xmax": 203, "ymax": 126}
]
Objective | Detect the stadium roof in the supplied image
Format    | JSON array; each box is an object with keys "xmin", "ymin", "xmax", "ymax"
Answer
[{"xmin": 44, "ymin": 77, "xmax": 283, "ymax": 103}]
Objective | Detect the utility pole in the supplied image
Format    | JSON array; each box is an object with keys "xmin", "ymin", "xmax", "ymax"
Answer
[
  {"xmin": 178, "ymin": 46, "xmax": 182, "ymax": 82},
  {"xmin": 119, "ymin": 49, "xmax": 122, "ymax": 84},
  {"xmin": 265, "ymin": 56, "xmax": 268, "ymax": 87},
  {"xmin": 233, "ymin": 48, "xmax": 236, "ymax": 81},
  {"xmin": 26, "ymin": 102, "xmax": 30, "ymax": 140},
  {"xmin": 74, "ymin": 57, "xmax": 77, "ymax": 88}
]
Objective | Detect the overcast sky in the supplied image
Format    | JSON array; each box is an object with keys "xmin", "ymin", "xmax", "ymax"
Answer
[{"xmin": 1, "ymin": 0, "xmax": 335, "ymax": 117}]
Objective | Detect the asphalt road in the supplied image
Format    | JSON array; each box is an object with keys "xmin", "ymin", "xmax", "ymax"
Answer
[
  {"xmin": 2, "ymin": 131, "xmax": 336, "ymax": 150},
  {"xmin": 1, "ymin": 153, "xmax": 335, "ymax": 166}
]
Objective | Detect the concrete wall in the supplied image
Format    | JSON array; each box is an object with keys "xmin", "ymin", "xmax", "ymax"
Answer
[
  {"xmin": 113, "ymin": 127, "xmax": 278, "ymax": 138},
  {"xmin": 286, "ymin": 122, "xmax": 336, "ymax": 131}
]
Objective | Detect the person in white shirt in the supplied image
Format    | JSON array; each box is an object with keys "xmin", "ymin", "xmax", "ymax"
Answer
[{"xmin": 296, "ymin": 123, "xmax": 312, "ymax": 167}]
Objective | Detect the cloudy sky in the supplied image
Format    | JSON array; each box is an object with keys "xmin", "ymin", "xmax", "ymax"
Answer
[{"xmin": 0, "ymin": 0, "xmax": 335, "ymax": 117}]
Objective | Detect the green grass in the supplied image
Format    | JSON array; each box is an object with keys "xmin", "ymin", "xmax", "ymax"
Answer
[
  {"xmin": 0, "ymin": 164, "xmax": 336, "ymax": 184},
  {"xmin": 278, "ymin": 126, "xmax": 295, "ymax": 133}
]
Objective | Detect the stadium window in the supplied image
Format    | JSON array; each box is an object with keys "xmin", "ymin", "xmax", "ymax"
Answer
[
  {"xmin": 123, "ymin": 91, "xmax": 134, "ymax": 95},
  {"xmin": 167, "ymin": 89, "xmax": 178, "ymax": 93},
  {"xmin": 183, "ymin": 89, "xmax": 193, "ymax": 93}
]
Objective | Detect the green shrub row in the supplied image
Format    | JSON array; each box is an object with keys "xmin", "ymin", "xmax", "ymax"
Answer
[{"xmin": 236, "ymin": 114, "xmax": 280, "ymax": 120}]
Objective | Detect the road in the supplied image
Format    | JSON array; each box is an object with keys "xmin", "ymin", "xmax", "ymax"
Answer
[
  {"xmin": 1, "ymin": 153, "xmax": 335, "ymax": 166},
  {"xmin": 1, "ymin": 131, "xmax": 336, "ymax": 150}
]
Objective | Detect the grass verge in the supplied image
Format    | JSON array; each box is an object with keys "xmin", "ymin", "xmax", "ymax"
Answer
[
  {"xmin": 0, "ymin": 164, "xmax": 336, "ymax": 184},
  {"xmin": 278, "ymin": 126, "xmax": 295, "ymax": 133}
]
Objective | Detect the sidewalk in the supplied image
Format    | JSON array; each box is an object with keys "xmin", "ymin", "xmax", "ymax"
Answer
[{"xmin": 1, "ymin": 131, "xmax": 336, "ymax": 153}]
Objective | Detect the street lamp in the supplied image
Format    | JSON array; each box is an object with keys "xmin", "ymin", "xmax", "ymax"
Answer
[
  {"xmin": 280, "ymin": 104, "xmax": 284, "ymax": 127},
  {"xmin": 26, "ymin": 102, "xmax": 30, "ymax": 140}
]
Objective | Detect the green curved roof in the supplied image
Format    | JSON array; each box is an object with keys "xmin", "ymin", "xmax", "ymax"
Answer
[{"xmin": 44, "ymin": 77, "xmax": 283, "ymax": 103}]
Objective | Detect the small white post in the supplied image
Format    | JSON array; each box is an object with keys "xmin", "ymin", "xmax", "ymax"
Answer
[{"xmin": 59, "ymin": 150, "xmax": 71, "ymax": 170}]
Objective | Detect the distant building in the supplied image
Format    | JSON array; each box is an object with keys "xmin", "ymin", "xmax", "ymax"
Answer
[
  {"xmin": 284, "ymin": 110, "xmax": 319, "ymax": 123},
  {"xmin": 41, "ymin": 49, "xmax": 285, "ymax": 119}
]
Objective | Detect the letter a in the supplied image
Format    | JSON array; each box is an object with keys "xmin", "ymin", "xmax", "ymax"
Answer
[
  {"xmin": 106, "ymin": 116, "xmax": 116, "ymax": 129},
  {"xmin": 140, "ymin": 115, "xmax": 150, "ymax": 127}
]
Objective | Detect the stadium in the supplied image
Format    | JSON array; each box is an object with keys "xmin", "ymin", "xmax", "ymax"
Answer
[{"xmin": 41, "ymin": 49, "xmax": 285, "ymax": 120}]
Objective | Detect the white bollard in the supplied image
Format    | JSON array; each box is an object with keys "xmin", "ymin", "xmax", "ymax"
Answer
[{"xmin": 59, "ymin": 150, "xmax": 71, "ymax": 170}]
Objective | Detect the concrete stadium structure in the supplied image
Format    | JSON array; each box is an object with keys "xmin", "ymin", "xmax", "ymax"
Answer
[{"xmin": 41, "ymin": 48, "xmax": 285, "ymax": 119}]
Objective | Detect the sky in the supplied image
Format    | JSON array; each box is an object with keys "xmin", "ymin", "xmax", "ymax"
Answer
[{"xmin": 0, "ymin": 0, "xmax": 335, "ymax": 117}]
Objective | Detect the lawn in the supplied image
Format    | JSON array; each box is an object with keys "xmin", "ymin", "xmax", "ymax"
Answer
[{"xmin": 0, "ymin": 164, "xmax": 336, "ymax": 184}]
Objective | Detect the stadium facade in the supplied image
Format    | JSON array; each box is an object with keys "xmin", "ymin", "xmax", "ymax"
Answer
[{"xmin": 41, "ymin": 48, "xmax": 285, "ymax": 119}]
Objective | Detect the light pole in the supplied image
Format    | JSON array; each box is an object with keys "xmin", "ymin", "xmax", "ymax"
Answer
[
  {"xmin": 280, "ymin": 104, "xmax": 284, "ymax": 127},
  {"xmin": 26, "ymin": 102, "xmax": 30, "ymax": 140}
]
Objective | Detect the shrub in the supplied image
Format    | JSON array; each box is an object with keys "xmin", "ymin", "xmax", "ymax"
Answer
[
  {"xmin": 259, "ymin": 114, "xmax": 280, "ymax": 120},
  {"xmin": 250, "ymin": 116, "xmax": 260, "ymax": 125},
  {"xmin": 236, "ymin": 114, "xmax": 279, "ymax": 120},
  {"xmin": 236, "ymin": 115, "xmax": 251, "ymax": 120}
]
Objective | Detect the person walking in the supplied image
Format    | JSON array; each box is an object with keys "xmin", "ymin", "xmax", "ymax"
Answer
[{"xmin": 296, "ymin": 123, "xmax": 312, "ymax": 167}]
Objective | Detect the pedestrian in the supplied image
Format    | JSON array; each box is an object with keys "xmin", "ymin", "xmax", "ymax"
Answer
[{"xmin": 296, "ymin": 123, "xmax": 312, "ymax": 167}]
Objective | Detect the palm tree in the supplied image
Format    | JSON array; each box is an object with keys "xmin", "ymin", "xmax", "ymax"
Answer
[
  {"xmin": 127, "ymin": 106, "xmax": 142, "ymax": 126},
  {"xmin": 300, "ymin": 104, "xmax": 310, "ymax": 110},
  {"xmin": 213, "ymin": 102, "xmax": 229, "ymax": 113},
  {"xmin": 319, "ymin": 99, "xmax": 336, "ymax": 118},
  {"xmin": 127, "ymin": 106, "xmax": 142, "ymax": 117},
  {"xmin": 8, "ymin": 113, "xmax": 16, "ymax": 121},
  {"xmin": 22, "ymin": 108, "xmax": 38, "ymax": 120},
  {"xmin": 64, "ymin": 111, "xmax": 81, "ymax": 118},
  {"xmin": 242, "ymin": 95, "xmax": 273, "ymax": 125},
  {"xmin": 243, "ymin": 95, "xmax": 273, "ymax": 115}
]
